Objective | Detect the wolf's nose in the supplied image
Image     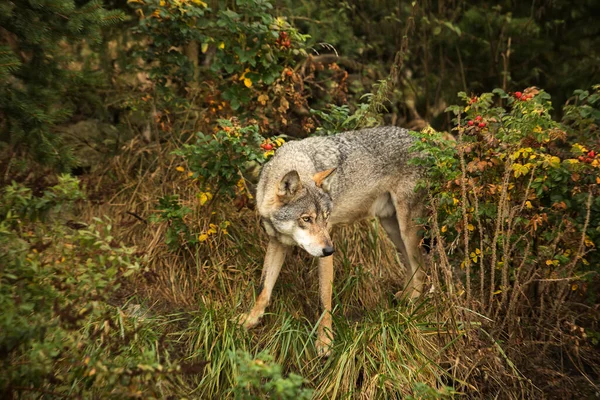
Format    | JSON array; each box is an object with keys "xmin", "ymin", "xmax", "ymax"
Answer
[{"xmin": 322, "ymin": 246, "xmax": 335, "ymax": 257}]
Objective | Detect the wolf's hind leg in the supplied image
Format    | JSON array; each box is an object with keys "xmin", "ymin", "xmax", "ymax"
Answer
[
  {"xmin": 379, "ymin": 215, "xmax": 410, "ymax": 267},
  {"xmin": 239, "ymin": 238, "xmax": 288, "ymax": 329},
  {"xmin": 391, "ymin": 195, "xmax": 425, "ymax": 300}
]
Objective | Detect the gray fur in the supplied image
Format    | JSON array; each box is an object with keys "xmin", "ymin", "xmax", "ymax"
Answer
[{"xmin": 257, "ymin": 126, "xmax": 422, "ymax": 227}]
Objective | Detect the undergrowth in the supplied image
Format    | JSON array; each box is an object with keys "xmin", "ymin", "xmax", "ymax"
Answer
[{"xmin": 1, "ymin": 86, "xmax": 599, "ymax": 399}]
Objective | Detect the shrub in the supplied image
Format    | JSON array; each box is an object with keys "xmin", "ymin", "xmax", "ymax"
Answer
[
  {"xmin": 412, "ymin": 86, "xmax": 600, "ymax": 345},
  {"xmin": 0, "ymin": 176, "xmax": 180, "ymax": 398},
  {"xmin": 231, "ymin": 350, "xmax": 313, "ymax": 400}
]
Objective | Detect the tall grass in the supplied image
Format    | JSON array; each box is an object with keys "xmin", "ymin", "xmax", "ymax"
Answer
[{"xmin": 66, "ymin": 129, "xmax": 598, "ymax": 399}]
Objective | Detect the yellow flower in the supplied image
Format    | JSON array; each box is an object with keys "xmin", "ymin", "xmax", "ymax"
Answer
[
  {"xmin": 467, "ymin": 224, "xmax": 475, "ymax": 231},
  {"xmin": 199, "ymin": 234, "xmax": 209, "ymax": 242},
  {"xmin": 441, "ymin": 225, "xmax": 447, "ymax": 233}
]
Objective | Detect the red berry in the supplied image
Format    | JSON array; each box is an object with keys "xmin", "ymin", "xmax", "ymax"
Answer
[
  {"xmin": 475, "ymin": 115, "xmax": 482, "ymax": 121},
  {"xmin": 588, "ymin": 150, "xmax": 596, "ymax": 158},
  {"xmin": 467, "ymin": 120, "xmax": 474, "ymax": 126},
  {"xmin": 478, "ymin": 122, "xmax": 486, "ymax": 128},
  {"xmin": 263, "ymin": 143, "xmax": 273, "ymax": 150},
  {"xmin": 579, "ymin": 156, "xmax": 585, "ymax": 162},
  {"xmin": 515, "ymin": 91, "xmax": 522, "ymax": 98}
]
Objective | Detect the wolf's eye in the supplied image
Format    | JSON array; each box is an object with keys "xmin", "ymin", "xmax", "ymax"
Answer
[{"xmin": 301, "ymin": 216, "xmax": 312, "ymax": 223}]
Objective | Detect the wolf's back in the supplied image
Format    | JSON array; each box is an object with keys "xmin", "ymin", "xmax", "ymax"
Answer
[{"xmin": 256, "ymin": 126, "xmax": 419, "ymax": 216}]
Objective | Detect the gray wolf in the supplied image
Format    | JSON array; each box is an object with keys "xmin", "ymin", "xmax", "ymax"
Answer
[{"xmin": 239, "ymin": 126, "xmax": 425, "ymax": 356}]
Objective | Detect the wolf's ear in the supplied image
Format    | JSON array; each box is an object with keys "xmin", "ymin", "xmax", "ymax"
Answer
[
  {"xmin": 313, "ymin": 167, "xmax": 336, "ymax": 193},
  {"xmin": 277, "ymin": 170, "xmax": 302, "ymax": 203}
]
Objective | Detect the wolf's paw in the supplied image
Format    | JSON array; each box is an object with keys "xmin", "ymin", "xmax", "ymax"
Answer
[
  {"xmin": 316, "ymin": 334, "xmax": 333, "ymax": 357},
  {"xmin": 237, "ymin": 312, "xmax": 261, "ymax": 329}
]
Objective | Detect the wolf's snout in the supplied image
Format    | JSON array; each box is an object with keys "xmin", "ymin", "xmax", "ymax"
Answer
[{"xmin": 322, "ymin": 246, "xmax": 335, "ymax": 257}]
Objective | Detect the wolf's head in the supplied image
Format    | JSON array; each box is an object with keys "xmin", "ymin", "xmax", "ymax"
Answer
[{"xmin": 266, "ymin": 168, "xmax": 336, "ymax": 257}]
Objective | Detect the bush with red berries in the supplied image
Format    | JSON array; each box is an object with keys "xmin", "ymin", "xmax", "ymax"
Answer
[{"xmin": 412, "ymin": 86, "xmax": 600, "ymax": 358}]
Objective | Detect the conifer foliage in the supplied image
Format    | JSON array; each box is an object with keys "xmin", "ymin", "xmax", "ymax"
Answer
[{"xmin": 0, "ymin": 0, "xmax": 124, "ymax": 170}]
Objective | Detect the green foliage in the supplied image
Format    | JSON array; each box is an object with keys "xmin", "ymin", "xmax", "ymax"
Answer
[
  {"xmin": 130, "ymin": 0, "xmax": 308, "ymax": 111},
  {"xmin": 412, "ymin": 87, "xmax": 600, "ymax": 312},
  {"xmin": 0, "ymin": 176, "xmax": 181, "ymax": 398},
  {"xmin": 0, "ymin": 0, "xmax": 125, "ymax": 169},
  {"xmin": 151, "ymin": 194, "xmax": 197, "ymax": 249},
  {"xmin": 175, "ymin": 119, "xmax": 275, "ymax": 197},
  {"xmin": 231, "ymin": 350, "xmax": 313, "ymax": 400},
  {"xmin": 311, "ymin": 103, "xmax": 378, "ymax": 135}
]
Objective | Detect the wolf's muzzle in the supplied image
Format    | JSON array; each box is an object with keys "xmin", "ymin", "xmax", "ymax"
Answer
[{"xmin": 322, "ymin": 246, "xmax": 335, "ymax": 257}]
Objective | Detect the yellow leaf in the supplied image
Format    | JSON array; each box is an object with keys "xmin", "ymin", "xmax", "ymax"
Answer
[
  {"xmin": 199, "ymin": 234, "xmax": 209, "ymax": 242},
  {"xmin": 441, "ymin": 225, "xmax": 447, "ymax": 233},
  {"xmin": 571, "ymin": 284, "xmax": 578, "ymax": 291},
  {"xmin": 222, "ymin": 229, "xmax": 228, "ymax": 235},
  {"xmin": 525, "ymin": 201, "xmax": 532, "ymax": 209},
  {"xmin": 243, "ymin": 77, "xmax": 253, "ymax": 88},
  {"xmin": 198, "ymin": 191, "xmax": 213, "ymax": 206},
  {"xmin": 453, "ymin": 198, "xmax": 459, "ymax": 205},
  {"xmin": 192, "ymin": 0, "xmax": 208, "ymax": 7},
  {"xmin": 493, "ymin": 289, "xmax": 502, "ymax": 295},
  {"xmin": 159, "ymin": 0, "xmax": 165, "ymax": 6},
  {"xmin": 201, "ymin": 42, "xmax": 209, "ymax": 53},
  {"xmin": 467, "ymin": 224, "xmax": 474, "ymax": 231},
  {"xmin": 275, "ymin": 137, "xmax": 285, "ymax": 146},
  {"xmin": 545, "ymin": 260, "xmax": 554, "ymax": 266},
  {"xmin": 597, "ymin": 177, "xmax": 600, "ymax": 184},
  {"xmin": 264, "ymin": 150, "xmax": 274, "ymax": 157},
  {"xmin": 218, "ymin": 42, "xmax": 225, "ymax": 49},
  {"xmin": 176, "ymin": 166, "xmax": 185, "ymax": 172},
  {"xmin": 258, "ymin": 94, "xmax": 269, "ymax": 105},
  {"xmin": 188, "ymin": 172, "xmax": 194, "ymax": 177},
  {"xmin": 584, "ymin": 237, "xmax": 595, "ymax": 247}
]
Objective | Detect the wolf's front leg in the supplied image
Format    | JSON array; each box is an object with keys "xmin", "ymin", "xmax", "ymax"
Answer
[
  {"xmin": 316, "ymin": 255, "xmax": 334, "ymax": 357},
  {"xmin": 239, "ymin": 238, "xmax": 288, "ymax": 329}
]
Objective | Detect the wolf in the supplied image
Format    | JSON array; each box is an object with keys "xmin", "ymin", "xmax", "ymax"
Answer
[{"xmin": 239, "ymin": 126, "xmax": 426, "ymax": 356}]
